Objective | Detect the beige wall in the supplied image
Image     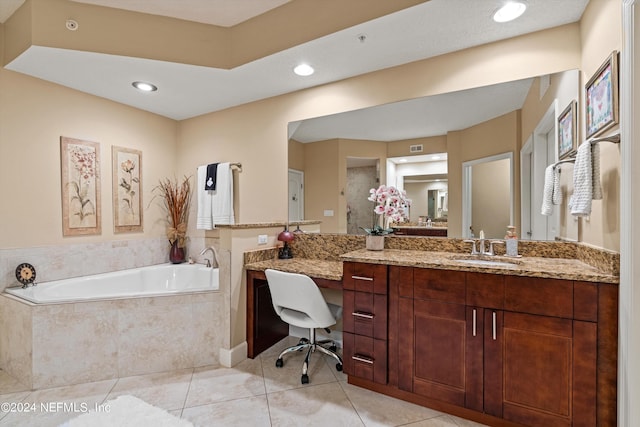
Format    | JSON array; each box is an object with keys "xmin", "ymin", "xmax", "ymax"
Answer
[
  {"xmin": 447, "ymin": 111, "xmax": 520, "ymax": 237},
  {"xmin": 579, "ymin": 0, "xmax": 622, "ymax": 251},
  {"xmin": 175, "ymin": 26, "xmax": 581, "ymax": 246},
  {"xmin": 1, "ymin": 11, "xmax": 622, "ymax": 350},
  {"xmin": 304, "ymin": 139, "xmax": 340, "ymax": 232},
  {"xmin": 387, "ymin": 135, "xmax": 447, "ymax": 158},
  {"xmin": 0, "ymin": 68, "xmax": 177, "ymax": 248},
  {"xmin": 472, "ymin": 158, "xmax": 511, "ymax": 239}
]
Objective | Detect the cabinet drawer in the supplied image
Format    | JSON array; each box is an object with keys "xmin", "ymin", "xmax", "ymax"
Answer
[
  {"xmin": 505, "ymin": 276, "xmax": 573, "ymax": 319},
  {"xmin": 413, "ymin": 268, "xmax": 465, "ymax": 304},
  {"xmin": 343, "ymin": 262, "xmax": 388, "ymax": 294},
  {"xmin": 343, "ymin": 290, "xmax": 387, "ymax": 340},
  {"xmin": 343, "ymin": 332, "xmax": 387, "ymax": 384}
]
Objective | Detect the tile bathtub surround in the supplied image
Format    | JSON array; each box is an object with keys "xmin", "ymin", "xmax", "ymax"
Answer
[
  {"xmin": 0, "ymin": 336, "xmax": 489, "ymax": 427},
  {"xmin": 0, "ymin": 291, "xmax": 224, "ymax": 390},
  {"xmin": 0, "ymin": 238, "xmax": 169, "ymax": 292}
]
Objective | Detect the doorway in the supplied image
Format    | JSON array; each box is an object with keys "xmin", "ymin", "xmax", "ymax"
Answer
[{"xmin": 288, "ymin": 169, "xmax": 304, "ymax": 222}]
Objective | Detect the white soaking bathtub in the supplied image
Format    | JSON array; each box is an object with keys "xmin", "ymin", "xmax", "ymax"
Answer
[
  {"xmin": 0, "ymin": 263, "xmax": 223, "ymax": 389},
  {"xmin": 5, "ymin": 263, "xmax": 219, "ymax": 304}
]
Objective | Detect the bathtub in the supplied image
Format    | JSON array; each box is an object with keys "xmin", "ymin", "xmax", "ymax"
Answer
[
  {"xmin": 0, "ymin": 263, "xmax": 224, "ymax": 389},
  {"xmin": 5, "ymin": 263, "xmax": 218, "ymax": 304}
]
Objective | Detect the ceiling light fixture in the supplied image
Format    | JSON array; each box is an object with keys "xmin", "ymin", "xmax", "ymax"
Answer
[
  {"xmin": 493, "ymin": 1, "xmax": 527, "ymax": 23},
  {"xmin": 132, "ymin": 81, "xmax": 158, "ymax": 92},
  {"xmin": 293, "ymin": 64, "xmax": 314, "ymax": 76}
]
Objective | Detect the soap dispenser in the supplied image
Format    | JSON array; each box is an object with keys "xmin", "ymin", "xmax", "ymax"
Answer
[{"xmin": 505, "ymin": 225, "xmax": 519, "ymax": 257}]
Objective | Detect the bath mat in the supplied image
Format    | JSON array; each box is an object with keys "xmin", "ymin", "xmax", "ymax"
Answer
[{"xmin": 60, "ymin": 395, "xmax": 193, "ymax": 427}]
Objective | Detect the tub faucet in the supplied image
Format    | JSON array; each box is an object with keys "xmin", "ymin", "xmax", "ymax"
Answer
[{"xmin": 199, "ymin": 246, "xmax": 219, "ymax": 268}]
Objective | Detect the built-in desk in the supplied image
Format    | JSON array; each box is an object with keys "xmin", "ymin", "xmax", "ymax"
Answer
[{"xmin": 245, "ymin": 259, "xmax": 342, "ymax": 358}]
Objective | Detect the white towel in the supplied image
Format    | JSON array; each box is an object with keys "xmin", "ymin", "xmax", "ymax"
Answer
[
  {"xmin": 541, "ymin": 164, "xmax": 554, "ymax": 216},
  {"xmin": 571, "ymin": 141, "xmax": 594, "ymax": 216},
  {"xmin": 552, "ymin": 166, "xmax": 563, "ymax": 206},
  {"xmin": 211, "ymin": 162, "xmax": 235, "ymax": 225},
  {"xmin": 197, "ymin": 165, "xmax": 213, "ymax": 230},
  {"xmin": 592, "ymin": 142, "xmax": 603, "ymax": 200}
]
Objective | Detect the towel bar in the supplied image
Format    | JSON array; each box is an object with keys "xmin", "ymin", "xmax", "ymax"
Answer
[
  {"xmin": 553, "ymin": 133, "xmax": 620, "ymax": 172},
  {"xmin": 590, "ymin": 133, "xmax": 620, "ymax": 145}
]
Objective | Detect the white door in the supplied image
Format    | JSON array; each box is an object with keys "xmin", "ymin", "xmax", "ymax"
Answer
[
  {"xmin": 520, "ymin": 137, "xmax": 533, "ymax": 240},
  {"xmin": 529, "ymin": 103, "xmax": 557, "ymax": 241},
  {"xmin": 288, "ymin": 169, "xmax": 304, "ymax": 222}
]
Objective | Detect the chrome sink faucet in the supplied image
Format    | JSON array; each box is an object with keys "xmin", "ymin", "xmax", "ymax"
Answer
[
  {"xmin": 199, "ymin": 246, "xmax": 219, "ymax": 268},
  {"xmin": 463, "ymin": 238, "xmax": 504, "ymax": 256}
]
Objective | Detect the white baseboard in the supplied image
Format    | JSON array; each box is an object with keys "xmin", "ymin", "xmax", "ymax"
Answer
[{"xmin": 219, "ymin": 341, "xmax": 247, "ymax": 367}]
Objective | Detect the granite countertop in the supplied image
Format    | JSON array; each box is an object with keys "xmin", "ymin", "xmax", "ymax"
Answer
[
  {"xmin": 394, "ymin": 225, "xmax": 448, "ymax": 229},
  {"xmin": 340, "ymin": 249, "xmax": 619, "ymax": 284},
  {"xmin": 244, "ymin": 258, "xmax": 343, "ymax": 281}
]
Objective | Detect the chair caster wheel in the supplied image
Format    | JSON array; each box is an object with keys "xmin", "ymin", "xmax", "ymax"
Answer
[
  {"xmin": 336, "ymin": 363, "xmax": 343, "ymax": 372},
  {"xmin": 329, "ymin": 345, "xmax": 337, "ymax": 352},
  {"xmin": 275, "ymin": 358, "xmax": 283, "ymax": 368},
  {"xmin": 301, "ymin": 374, "xmax": 309, "ymax": 384}
]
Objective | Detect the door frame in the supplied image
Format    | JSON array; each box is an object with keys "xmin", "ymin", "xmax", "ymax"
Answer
[{"xmin": 288, "ymin": 169, "xmax": 304, "ymax": 222}]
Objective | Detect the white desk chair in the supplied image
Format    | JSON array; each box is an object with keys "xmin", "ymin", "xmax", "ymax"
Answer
[{"xmin": 265, "ymin": 269, "xmax": 343, "ymax": 384}]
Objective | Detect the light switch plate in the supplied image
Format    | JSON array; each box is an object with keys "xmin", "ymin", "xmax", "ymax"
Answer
[
  {"xmin": 258, "ymin": 235, "xmax": 268, "ymax": 244},
  {"xmin": 323, "ymin": 210, "xmax": 334, "ymax": 217}
]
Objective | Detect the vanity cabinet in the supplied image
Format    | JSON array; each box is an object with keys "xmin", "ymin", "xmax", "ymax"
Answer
[
  {"xmin": 342, "ymin": 262, "xmax": 388, "ymax": 384},
  {"xmin": 369, "ymin": 266, "xmax": 617, "ymax": 427}
]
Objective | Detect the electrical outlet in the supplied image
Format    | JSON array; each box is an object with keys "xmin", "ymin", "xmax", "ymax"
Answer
[
  {"xmin": 258, "ymin": 235, "xmax": 268, "ymax": 244},
  {"xmin": 323, "ymin": 210, "xmax": 334, "ymax": 217}
]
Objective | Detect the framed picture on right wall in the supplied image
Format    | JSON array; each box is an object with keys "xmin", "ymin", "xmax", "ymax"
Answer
[
  {"xmin": 585, "ymin": 50, "xmax": 619, "ymax": 138},
  {"xmin": 558, "ymin": 100, "xmax": 577, "ymax": 160}
]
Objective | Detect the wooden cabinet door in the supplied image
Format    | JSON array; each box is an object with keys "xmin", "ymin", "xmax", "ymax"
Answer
[
  {"xmin": 497, "ymin": 312, "xmax": 596, "ymax": 427},
  {"xmin": 406, "ymin": 298, "xmax": 468, "ymax": 406}
]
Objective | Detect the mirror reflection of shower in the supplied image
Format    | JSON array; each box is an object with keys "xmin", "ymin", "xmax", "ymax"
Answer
[
  {"xmin": 346, "ymin": 157, "xmax": 379, "ymax": 235},
  {"xmin": 388, "ymin": 153, "xmax": 448, "ymax": 226}
]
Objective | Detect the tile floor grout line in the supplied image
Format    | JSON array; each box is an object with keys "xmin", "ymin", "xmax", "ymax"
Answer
[{"xmin": 177, "ymin": 367, "xmax": 195, "ymax": 419}]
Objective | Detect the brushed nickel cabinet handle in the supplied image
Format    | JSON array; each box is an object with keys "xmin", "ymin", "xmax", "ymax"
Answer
[
  {"xmin": 351, "ymin": 275, "xmax": 374, "ymax": 281},
  {"xmin": 352, "ymin": 355, "xmax": 374, "ymax": 364},
  {"xmin": 472, "ymin": 309, "xmax": 477, "ymax": 337},
  {"xmin": 492, "ymin": 311, "xmax": 497, "ymax": 340},
  {"xmin": 352, "ymin": 312, "xmax": 374, "ymax": 319}
]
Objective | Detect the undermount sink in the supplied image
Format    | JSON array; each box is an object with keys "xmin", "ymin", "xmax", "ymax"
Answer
[{"xmin": 450, "ymin": 256, "xmax": 521, "ymax": 268}]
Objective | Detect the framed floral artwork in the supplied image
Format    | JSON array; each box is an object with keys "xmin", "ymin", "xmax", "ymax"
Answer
[
  {"xmin": 558, "ymin": 100, "xmax": 577, "ymax": 160},
  {"xmin": 585, "ymin": 50, "xmax": 619, "ymax": 138},
  {"xmin": 60, "ymin": 137, "xmax": 101, "ymax": 236},
  {"xmin": 112, "ymin": 146, "xmax": 143, "ymax": 233}
]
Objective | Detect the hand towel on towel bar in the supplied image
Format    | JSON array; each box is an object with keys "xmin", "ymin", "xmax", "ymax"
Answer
[
  {"xmin": 541, "ymin": 164, "xmax": 555, "ymax": 216},
  {"xmin": 205, "ymin": 163, "xmax": 219, "ymax": 190},
  {"xmin": 196, "ymin": 162, "xmax": 235, "ymax": 230},
  {"xmin": 571, "ymin": 141, "xmax": 602, "ymax": 216},
  {"xmin": 552, "ymin": 166, "xmax": 563, "ymax": 206},
  {"xmin": 211, "ymin": 162, "xmax": 235, "ymax": 225},
  {"xmin": 197, "ymin": 165, "xmax": 213, "ymax": 230}
]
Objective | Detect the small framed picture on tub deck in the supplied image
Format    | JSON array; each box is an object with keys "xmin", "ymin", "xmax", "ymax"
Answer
[
  {"xmin": 558, "ymin": 100, "xmax": 577, "ymax": 160},
  {"xmin": 585, "ymin": 50, "xmax": 619, "ymax": 138},
  {"xmin": 112, "ymin": 146, "xmax": 143, "ymax": 233}
]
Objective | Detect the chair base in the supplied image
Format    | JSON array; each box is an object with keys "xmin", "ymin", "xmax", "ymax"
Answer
[{"xmin": 275, "ymin": 330, "xmax": 343, "ymax": 384}]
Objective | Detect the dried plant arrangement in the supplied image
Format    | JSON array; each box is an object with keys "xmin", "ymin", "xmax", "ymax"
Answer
[{"xmin": 154, "ymin": 175, "xmax": 192, "ymax": 248}]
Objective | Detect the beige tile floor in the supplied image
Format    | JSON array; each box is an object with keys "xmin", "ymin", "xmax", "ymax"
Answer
[{"xmin": 0, "ymin": 336, "xmax": 488, "ymax": 427}]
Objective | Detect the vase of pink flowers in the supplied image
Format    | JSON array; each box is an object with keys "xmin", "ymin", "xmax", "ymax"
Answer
[{"xmin": 362, "ymin": 185, "xmax": 411, "ymax": 250}]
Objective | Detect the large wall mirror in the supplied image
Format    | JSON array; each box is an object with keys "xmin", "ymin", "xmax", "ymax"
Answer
[{"xmin": 288, "ymin": 69, "xmax": 580, "ymax": 241}]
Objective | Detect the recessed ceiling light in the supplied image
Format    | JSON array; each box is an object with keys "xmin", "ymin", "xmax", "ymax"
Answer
[
  {"xmin": 293, "ymin": 64, "xmax": 314, "ymax": 76},
  {"xmin": 493, "ymin": 1, "xmax": 527, "ymax": 23},
  {"xmin": 398, "ymin": 158, "xmax": 408, "ymax": 163},
  {"xmin": 132, "ymin": 81, "xmax": 158, "ymax": 92},
  {"xmin": 432, "ymin": 155, "xmax": 441, "ymax": 160}
]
